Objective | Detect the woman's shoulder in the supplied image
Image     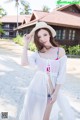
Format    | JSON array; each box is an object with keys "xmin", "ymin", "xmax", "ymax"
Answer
[{"xmin": 58, "ymin": 47, "xmax": 66, "ymax": 59}]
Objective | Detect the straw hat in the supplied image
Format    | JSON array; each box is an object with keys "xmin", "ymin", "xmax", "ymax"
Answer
[{"xmin": 30, "ymin": 22, "xmax": 56, "ymax": 40}]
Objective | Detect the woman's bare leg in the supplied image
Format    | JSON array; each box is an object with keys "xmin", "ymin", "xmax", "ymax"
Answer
[{"xmin": 43, "ymin": 100, "xmax": 53, "ymax": 120}]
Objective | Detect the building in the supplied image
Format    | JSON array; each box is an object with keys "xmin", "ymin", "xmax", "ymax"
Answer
[
  {"xmin": 0, "ymin": 15, "xmax": 31, "ymax": 38},
  {"xmin": 1, "ymin": 4, "xmax": 80, "ymax": 46},
  {"xmin": 15, "ymin": 4, "xmax": 80, "ymax": 46}
]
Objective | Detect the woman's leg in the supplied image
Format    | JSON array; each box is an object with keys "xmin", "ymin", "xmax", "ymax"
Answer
[
  {"xmin": 43, "ymin": 98, "xmax": 59, "ymax": 120},
  {"xmin": 43, "ymin": 100, "xmax": 54, "ymax": 120}
]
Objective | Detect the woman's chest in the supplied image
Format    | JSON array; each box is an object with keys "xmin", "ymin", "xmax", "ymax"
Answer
[
  {"xmin": 36, "ymin": 58, "xmax": 60, "ymax": 76},
  {"xmin": 38, "ymin": 51, "xmax": 57, "ymax": 60}
]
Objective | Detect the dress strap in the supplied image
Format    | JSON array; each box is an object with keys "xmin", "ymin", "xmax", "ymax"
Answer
[{"xmin": 56, "ymin": 47, "xmax": 59, "ymax": 60}]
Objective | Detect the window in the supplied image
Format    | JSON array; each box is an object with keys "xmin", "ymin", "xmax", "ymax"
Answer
[
  {"xmin": 72, "ymin": 30, "xmax": 76, "ymax": 40},
  {"xmin": 56, "ymin": 30, "xmax": 61, "ymax": 40},
  {"xmin": 4, "ymin": 24, "xmax": 9, "ymax": 28},
  {"xmin": 69, "ymin": 30, "xmax": 76, "ymax": 40},
  {"xmin": 56, "ymin": 29, "xmax": 66, "ymax": 40},
  {"xmin": 69, "ymin": 30, "xmax": 72, "ymax": 40},
  {"xmin": 5, "ymin": 32, "xmax": 9, "ymax": 36},
  {"xmin": 62, "ymin": 30, "xmax": 66, "ymax": 40}
]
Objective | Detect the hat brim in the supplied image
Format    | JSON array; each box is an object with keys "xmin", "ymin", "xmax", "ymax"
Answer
[{"xmin": 30, "ymin": 22, "xmax": 56, "ymax": 41}]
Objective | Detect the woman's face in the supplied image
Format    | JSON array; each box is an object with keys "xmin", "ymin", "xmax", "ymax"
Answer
[{"xmin": 37, "ymin": 29, "xmax": 52, "ymax": 47}]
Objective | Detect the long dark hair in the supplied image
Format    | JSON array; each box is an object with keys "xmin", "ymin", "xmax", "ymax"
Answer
[{"xmin": 34, "ymin": 28, "xmax": 59, "ymax": 52}]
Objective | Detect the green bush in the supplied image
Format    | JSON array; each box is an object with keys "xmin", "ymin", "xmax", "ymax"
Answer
[
  {"xmin": 13, "ymin": 35, "xmax": 80, "ymax": 54},
  {"xmin": 68, "ymin": 45, "xmax": 80, "ymax": 55},
  {"xmin": 28, "ymin": 42, "xmax": 37, "ymax": 51},
  {"xmin": 13, "ymin": 35, "xmax": 23, "ymax": 46},
  {"xmin": 13, "ymin": 35, "xmax": 37, "ymax": 51},
  {"xmin": 61, "ymin": 45, "xmax": 69, "ymax": 54},
  {"xmin": 62, "ymin": 45, "xmax": 80, "ymax": 55}
]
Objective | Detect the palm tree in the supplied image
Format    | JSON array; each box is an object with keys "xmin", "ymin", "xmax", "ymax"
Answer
[
  {"xmin": 42, "ymin": 5, "xmax": 50, "ymax": 12},
  {"xmin": 5, "ymin": 0, "xmax": 26, "ymax": 35},
  {"xmin": 20, "ymin": 1, "xmax": 31, "ymax": 15}
]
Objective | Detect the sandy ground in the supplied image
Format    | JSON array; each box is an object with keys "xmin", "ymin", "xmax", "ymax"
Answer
[{"xmin": 0, "ymin": 39, "xmax": 80, "ymax": 120}]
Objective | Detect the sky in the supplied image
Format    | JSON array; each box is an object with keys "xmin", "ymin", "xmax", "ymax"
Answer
[{"xmin": 0, "ymin": 0, "xmax": 57, "ymax": 15}]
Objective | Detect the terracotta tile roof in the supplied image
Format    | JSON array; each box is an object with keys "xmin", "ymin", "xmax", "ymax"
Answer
[
  {"xmin": 14, "ymin": 5, "xmax": 80, "ymax": 30},
  {"xmin": 14, "ymin": 18, "xmax": 39, "ymax": 30},
  {"xmin": 40, "ymin": 11, "xmax": 80, "ymax": 28},
  {"xmin": 22, "ymin": 15, "xmax": 31, "ymax": 24},
  {"xmin": 53, "ymin": 4, "xmax": 80, "ymax": 11},
  {"xmin": 14, "ymin": 21, "xmax": 37, "ymax": 30},
  {"xmin": 0, "ymin": 15, "xmax": 31, "ymax": 23},
  {"xmin": 53, "ymin": 5, "xmax": 71, "ymax": 11},
  {"xmin": 29, "ymin": 10, "xmax": 48, "ymax": 22},
  {"xmin": 33, "ymin": 10, "xmax": 49, "ymax": 18},
  {"xmin": 14, "ymin": 10, "xmax": 49, "ymax": 30},
  {"xmin": 16, "ymin": 10, "xmax": 80, "ymax": 30}
]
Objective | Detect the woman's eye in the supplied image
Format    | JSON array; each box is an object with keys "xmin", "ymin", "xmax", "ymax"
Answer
[
  {"xmin": 44, "ymin": 34, "xmax": 47, "ymax": 36},
  {"xmin": 38, "ymin": 34, "xmax": 47, "ymax": 38}
]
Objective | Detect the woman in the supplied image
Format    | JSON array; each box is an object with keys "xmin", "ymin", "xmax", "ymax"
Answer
[{"xmin": 19, "ymin": 22, "xmax": 75, "ymax": 120}]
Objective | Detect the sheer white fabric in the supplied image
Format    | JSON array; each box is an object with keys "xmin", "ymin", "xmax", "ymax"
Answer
[
  {"xmin": 19, "ymin": 71, "xmax": 48, "ymax": 120},
  {"xmin": 28, "ymin": 51, "xmax": 67, "ymax": 86},
  {"xmin": 19, "ymin": 51, "xmax": 75, "ymax": 120}
]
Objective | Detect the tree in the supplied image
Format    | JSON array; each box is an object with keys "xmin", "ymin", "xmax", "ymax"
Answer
[
  {"xmin": 0, "ymin": 6, "xmax": 6, "ymax": 38},
  {"xmin": 5, "ymin": 0, "xmax": 31, "ymax": 35},
  {"xmin": 5, "ymin": 0, "xmax": 27, "ymax": 35},
  {"xmin": 5, "ymin": 0, "xmax": 19, "ymax": 35},
  {"xmin": 0, "ymin": 6, "xmax": 7, "ymax": 17},
  {"xmin": 20, "ymin": 1, "xmax": 31, "ymax": 15},
  {"xmin": 42, "ymin": 5, "xmax": 50, "ymax": 12},
  {"xmin": 0, "ymin": 23, "xmax": 5, "ymax": 38}
]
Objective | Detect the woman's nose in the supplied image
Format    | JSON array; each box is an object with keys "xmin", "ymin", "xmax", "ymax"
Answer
[{"xmin": 40, "ymin": 36, "xmax": 44, "ymax": 41}]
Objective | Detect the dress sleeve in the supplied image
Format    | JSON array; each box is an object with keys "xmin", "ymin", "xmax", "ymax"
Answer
[
  {"xmin": 28, "ymin": 51, "xmax": 37, "ymax": 67},
  {"xmin": 56, "ymin": 55, "xmax": 67, "ymax": 84}
]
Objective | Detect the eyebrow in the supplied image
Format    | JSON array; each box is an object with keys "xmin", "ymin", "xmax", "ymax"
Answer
[{"xmin": 38, "ymin": 33, "xmax": 48, "ymax": 36}]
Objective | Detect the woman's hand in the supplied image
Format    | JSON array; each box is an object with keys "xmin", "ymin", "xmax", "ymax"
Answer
[
  {"xmin": 50, "ymin": 91, "xmax": 58, "ymax": 104},
  {"xmin": 23, "ymin": 34, "xmax": 32, "ymax": 47},
  {"xmin": 50, "ymin": 84, "xmax": 61, "ymax": 104}
]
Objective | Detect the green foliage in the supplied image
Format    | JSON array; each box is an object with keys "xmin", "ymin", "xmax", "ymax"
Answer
[
  {"xmin": 42, "ymin": 5, "xmax": 50, "ymax": 12},
  {"xmin": 61, "ymin": 45, "xmax": 80, "ymax": 55},
  {"xmin": 13, "ymin": 35, "xmax": 80, "ymax": 54},
  {"xmin": 0, "ymin": 6, "xmax": 7, "ymax": 37},
  {"xmin": 13, "ymin": 35, "xmax": 23, "ymax": 46},
  {"xmin": 13, "ymin": 35, "xmax": 37, "ymax": 51},
  {"xmin": 28, "ymin": 42, "xmax": 37, "ymax": 51},
  {"xmin": 20, "ymin": 1, "xmax": 31, "ymax": 15},
  {"xmin": 0, "ymin": 6, "xmax": 7, "ymax": 17},
  {"xmin": 0, "ymin": 22, "xmax": 5, "ymax": 35},
  {"xmin": 6, "ymin": 0, "xmax": 31, "ymax": 14},
  {"xmin": 68, "ymin": 45, "xmax": 80, "ymax": 55}
]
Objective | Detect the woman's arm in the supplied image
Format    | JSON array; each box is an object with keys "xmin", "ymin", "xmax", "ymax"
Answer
[
  {"xmin": 21, "ymin": 34, "xmax": 32, "ymax": 66},
  {"xmin": 54, "ymin": 84, "xmax": 61, "ymax": 94},
  {"xmin": 50, "ymin": 47, "xmax": 67, "ymax": 103},
  {"xmin": 21, "ymin": 45, "xmax": 29, "ymax": 66}
]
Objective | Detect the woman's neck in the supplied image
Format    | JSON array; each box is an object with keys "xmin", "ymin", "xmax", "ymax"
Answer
[{"xmin": 40, "ymin": 46, "xmax": 55, "ymax": 53}]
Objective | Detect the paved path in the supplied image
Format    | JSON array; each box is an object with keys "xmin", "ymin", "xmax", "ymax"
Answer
[{"xmin": 0, "ymin": 39, "xmax": 80, "ymax": 120}]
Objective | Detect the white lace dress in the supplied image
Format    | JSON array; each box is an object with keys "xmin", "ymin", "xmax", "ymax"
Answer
[{"xmin": 19, "ymin": 51, "xmax": 75, "ymax": 120}]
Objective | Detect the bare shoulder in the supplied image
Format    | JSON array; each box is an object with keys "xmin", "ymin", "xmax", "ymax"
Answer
[{"xmin": 58, "ymin": 47, "xmax": 66, "ymax": 58}]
